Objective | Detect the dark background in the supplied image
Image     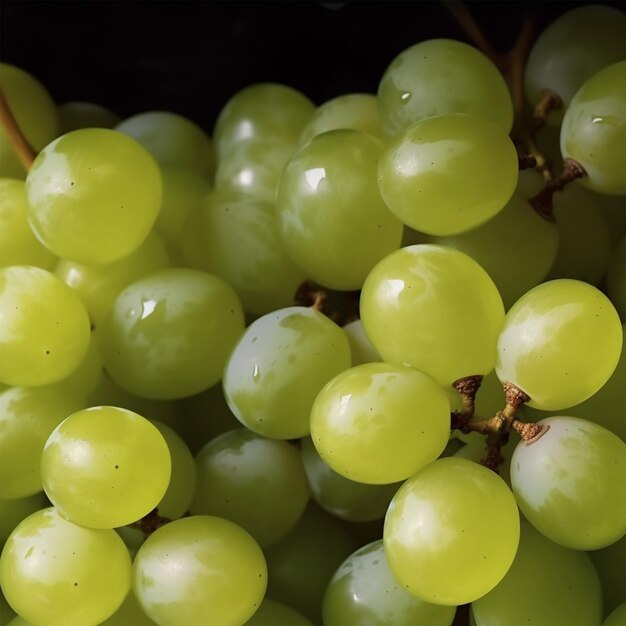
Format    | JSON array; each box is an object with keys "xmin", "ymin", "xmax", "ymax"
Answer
[{"xmin": 1, "ymin": 1, "xmax": 623, "ymax": 134}]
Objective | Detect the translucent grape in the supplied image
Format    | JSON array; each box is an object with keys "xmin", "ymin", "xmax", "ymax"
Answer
[
  {"xmin": 223, "ymin": 306, "xmax": 351, "ymax": 439},
  {"xmin": 342, "ymin": 318, "xmax": 381, "ymax": 365},
  {"xmin": 26, "ymin": 128, "xmax": 162, "ymax": 264},
  {"xmin": 560, "ymin": 61, "xmax": 626, "ymax": 195},
  {"xmin": 0, "ymin": 492, "xmax": 48, "ymax": 545},
  {"xmin": 0, "ymin": 507, "xmax": 131, "ymax": 626},
  {"xmin": 97, "ymin": 591, "xmax": 156, "ymax": 626},
  {"xmin": 589, "ymin": 536, "xmax": 626, "ymax": 619},
  {"xmin": 57, "ymin": 101, "xmax": 120, "ymax": 133},
  {"xmin": 101, "ymin": 267, "xmax": 245, "ymax": 399},
  {"xmin": 377, "ymin": 38, "xmax": 513, "ymax": 137},
  {"xmin": 0, "ymin": 266, "xmax": 91, "ymax": 387},
  {"xmin": 384, "ymin": 457, "xmax": 520, "ymax": 606},
  {"xmin": 360, "ymin": 244, "xmax": 505, "ymax": 387},
  {"xmin": 377, "ymin": 113, "xmax": 518, "ymax": 236},
  {"xmin": 496, "ymin": 279, "xmax": 623, "ymax": 410},
  {"xmin": 603, "ymin": 603, "xmax": 626, "ymax": 626},
  {"xmin": 511, "ymin": 416, "xmax": 626, "ymax": 550},
  {"xmin": 244, "ymin": 599, "xmax": 312, "ymax": 626},
  {"xmin": 132, "ymin": 515, "xmax": 267, "ymax": 626},
  {"xmin": 41, "ymin": 406, "xmax": 171, "ymax": 529}
]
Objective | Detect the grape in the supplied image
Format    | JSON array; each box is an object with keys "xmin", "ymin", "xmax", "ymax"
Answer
[
  {"xmin": 342, "ymin": 318, "xmax": 381, "ymax": 365},
  {"xmin": 189, "ymin": 428, "xmax": 310, "ymax": 547},
  {"xmin": 384, "ymin": 457, "xmax": 520, "ymax": 606},
  {"xmin": 132, "ymin": 515, "xmax": 267, "ymax": 626},
  {"xmin": 181, "ymin": 192, "xmax": 307, "ymax": 315},
  {"xmin": 360, "ymin": 244, "xmax": 505, "ymax": 388},
  {"xmin": 524, "ymin": 5, "xmax": 626, "ymax": 126},
  {"xmin": 55, "ymin": 230, "xmax": 171, "ymax": 330},
  {"xmin": 41, "ymin": 406, "xmax": 171, "ymax": 529},
  {"xmin": 115, "ymin": 110, "xmax": 215, "ymax": 180},
  {"xmin": 223, "ymin": 306, "xmax": 351, "ymax": 439},
  {"xmin": 57, "ymin": 101, "xmax": 120, "ymax": 133},
  {"xmin": 0, "ymin": 63, "xmax": 59, "ymax": 179},
  {"xmin": 297, "ymin": 92, "xmax": 385, "ymax": 146},
  {"xmin": 560, "ymin": 61, "xmax": 626, "ymax": 195},
  {"xmin": 0, "ymin": 179, "xmax": 56, "ymax": 270},
  {"xmin": 0, "ymin": 492, "xmax": 48, "ymax": 545},
  {"xmin": 244, "ymin": 599, "xmax": 312, "ymax": 626},
  {"xmin": 472, "ymin": 520, "xmax": 602, "ymax": 626},
  {"xmin": 607, "ymin": 235, "xmax": 626, "ymax": 321},
  {"xmin": 300, "ymin": 437, "xmax": 400, "ymax": 522},
  {"xmin": 377, "ymin": 38, "xmax": 513, "ymax": 137},
  {"xmin": 0, "ymin": 266, "xmax": 91, "ymax": 387},
  {"xmin": 310, "ymin": 362, "xmax": 450, "ymax": 484},
  {"xmin": 511, "ymin": 416, "xmax": 626, "ymax": 550},
  {"xmin": 97, "ymin": 591, "xmax": 156, "ymax": 626},
  {"xmin": 453, "ymin": 435, "xmax": 516, "ymax": 487},
  {"xmin": 323, "ymin": 539, "xmax": 455, "ymax": 626},
  {"xmin": 0, "ymin": 507, "xmax": 131, "ymax": 626},
  {"xmin": 590, "ymin": 536, "xmax": 626, "ymax": 619},
  {"xmin": 377, "ymin": 113, "xmax": 518, "ymax": 236},
  {"xmin": 101, "ymin": 267, "xmax": 245, "ymax": 399},
  {"xmin": 26, "ymin": 128, "xmax": 162, "ymax": 264},
  {"xmin": 603, "ymin": 603, "xmax": 626, "ymax": 626},
  {"xmin": 496, "ymin": 279, "xmax": 623, "ymax": 410},
  {"xmin": 276, "ymin": 129, "xmax": 403, "ymax": 290}
]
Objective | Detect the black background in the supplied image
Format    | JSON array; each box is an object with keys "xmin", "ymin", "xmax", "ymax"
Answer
[{"xmin": 1, "ymin": 1, "xmax": 624, "ymax": 134}]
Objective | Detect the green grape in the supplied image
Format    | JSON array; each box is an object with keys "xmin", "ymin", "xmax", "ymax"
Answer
[
  {"xmin": 603, "ymin": 603, "xmax": 626, "ymax": 626},
  {"xmin": 132, "ymin": 515, "xmax": 267, "ymax": 626},
  {"xmin": 215, "ymin": 139, "xmax": 294, "ymax": 203},
  {"xmin": 0, "ymin": 492, "xmax": 48, "ymax": 545},
  {"xmin": 0, "ymin": 507, "xmax": 131, "ymax": 626},
  {"xmin": 115, "ymin": 110, "xmax": 215, "ymax": 180},
  {"xmin": 244, "ymin": 599, "xmax": 312, "ymax": 626},
  {"xmin": 97, "ymin": 591, "xmax": 156, "ymax": 626},
  {"xmin": 598, "ymin": 193, "xmax": 626, "ymax": 244},
  {"xmin": 377, "ymin": 113, "xmax": 518, "ymax": 236},
  {"xmin": 524, "ymin": 5, "xmax": 626, "ymax": 127},
  {"xmin": 297, "ymin": 93, "xmax": 385, "ymax": 146},
  {"xmin": 213, "ymin": 83, "xmax": 315, "ymax": 159},
  {"xmin": 26, "ymin": 128, "xmax": 162, "ymax": 264},
  {"xmin": 360, "ymin": 244, "xmax": 505, "ymax": 388},
  {"xmin": 0, "ymin": 64, "xmax": 59, "ymax": 179},
  {"xmin": 41, "ymin": 406, "xmax": 171, "ymax": 529},
  {"xmin": 560, "ymin": 61, "xmax": 626, "ymax": 195},
  {"xmin": 150, "ymin": 420, "xmax": 196, "ymax": 520},
  {"xmin": 384, "ymin": 457, "xmax": 520, "ymax": 606},
  {"xmin": 276, "ymin": 129, "xmax": 403, "ymax": 290},
  {"xmin": 511, "ymin": 416, "xmax": 626, "ymax": 550},
  {"xmin": 607, "ymin": 236, "xmax": 626, "ymax": 321},
  {"xmin": 472, "ymin": 520, "xmax": 602, "ymax": 626},
  {"xmin": 378, "ymin": 38, "xmax": 512, "ymax": 137},
  {"xmin": 181, "ymin": 192, "xmax": 306, "ymax": 315},
  {"xmin": 223, "ymin": 306, "xmax": 351, "ymax": 439},
  {"xmin": 264, "ymin": 502, "xmax": 356, "ymax": 624},
  {"xmin": 590, "ymin": 536, "xmax": 626, "ymax": 619},
  {"xmin": 101, "ymin": 267, "xmax": 245, "ymax": 399},
  {"xmin": 323, "ymin": 539, "xmax": 456, "ymax": 626},
  {"xmin": 310, "ymin": 362, "xmax": 450, "ymax": 484},
  {"xmin": 496, "ymin": 279, "xmax": 623, "ymax": 410},
  {"xmin": 342, "ymin": 319, "xmax": 381, "ymax": 365},
  {"xmin": 0, "ymin": 266, "xmax": 91, "ymax": 387},
  {"xmin": 0, "ymin": 179, "xmax": 56, "ymax": 270},
  {"xmin": 190, "ymin": 428, "xmax": 309, "ymax": 547},
  {"xmin": 55, "ymin": 230, "xmax": 170, "ymax": 330},
  {"xmin": 428, "ymin": 191, "xmax": 559, "ymax": 309},
  {"xmin": 57, "ymin": 101, "xmax": 120, "ymax": 133},
  {"xmin": 155, "ymin": 166, "xmax": 212, "ymax": 258},
  {"xmin": 547, "ymin": 182, "xmax": 611, "ymax": 285},
  {"xmin": 453, "ymin": 435, "xmax": 516, "ymax": 487},
  {"xmin": 300, "ymin": 437, "xmax": 400, "ymax": 522}
]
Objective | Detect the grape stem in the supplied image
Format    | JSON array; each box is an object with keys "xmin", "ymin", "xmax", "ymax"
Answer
[
  {"xmin": 294, "ymin": 280, "xmax": 360, "ymax": 326},
  {"xmin": 533, "ymin": 89, "xmax": 562, "ymax": 129},
  {"xmin": 0, "ymin": 89, "xmax": 37, "ymax": 171},
  {"xmin": 127, "ymin": 508, "xmax": 171, "ymax": 537},
  {"xmin": 450, "ymin": 375, "xmax": 483, "ymax": 430},
  {"xmin": 529, "ymin": 158, "xmax": 587, "ymax": 219}
]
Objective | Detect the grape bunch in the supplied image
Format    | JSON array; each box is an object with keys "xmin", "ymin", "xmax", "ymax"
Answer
[{"xmin": 0, "ymin": 3, "xmax": 624, "ymax": 626}]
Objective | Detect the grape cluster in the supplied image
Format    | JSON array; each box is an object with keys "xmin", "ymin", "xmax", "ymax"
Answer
[{"xmin": 0, "ymin": 4, "xmax": 624, "ymax": 626}]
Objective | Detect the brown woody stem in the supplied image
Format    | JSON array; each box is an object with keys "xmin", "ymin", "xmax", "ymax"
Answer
[
  {"xmin": 533, "ymin": 90, "xmax": 562, "ymax": 129},
  {"xmin": 529, "ymin": 158, "xmax": 587, "ymax": 219},
  {"xmin": 0, "ymin": 89, "xmax": 37, "ymax": 171},
  {"xmin": 450, "ymin": 375, "xmax": 483, "ymax": 432},
  {"xmin": 127, "ymin": 508, "xmax": 171, "ymax": 537}
]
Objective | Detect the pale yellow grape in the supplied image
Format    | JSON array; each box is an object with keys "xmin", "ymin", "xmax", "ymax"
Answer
[
  {"xmin": 496, "ymin": 279, "xmax": 623, "ymax": 410},
  {"xmin": 132, "ymin": 516, "xmax": 267, "ymax": 626},
  {"xmin": 0, "ymin": 179, "xmax": 56, "ymax": 270},
  {"xmin": 511, "ymin": 416, "xmax": 626, "ymax": 550},
  {"xmin": 57, "ymin": 101, "xmax": 120, "ymax": 132},
  {"xmin": 0, "ymin": 492, "xmax": 48, "ymax": 545},
  {"xmin": 41, "ymin": 406, "xmax": 171, "ymax": 529},
  {"xmin": 384, "ymin": 457, "xmax": 520, "ymax": 606},
  {"xmin": 360, "ymin": 245, "xmax": 505, "ymax": 387},
  {"xmin": 98, "ymin": 592, "xmax": 156, "ymax": 626},
  {"xmin": 377, "ymin": 113, "xmax": 518, "ymax": 236},
  {"xmin": 244, "ymin": 599, "xmax": 312, "ymax": 626},
  {"xmin": 0, "ymin": 507, "xmax": 131, "ymax": 626},
  {"xmin": 0, "ymin": 64, "xmax": 59, "ymax": 179},
  {"xmin": 26, "ymin": 128, "xmax": 162, "ymax": 264},
  {"xmin": 0, "ymin": 266, "xmax": 91, "ymax": 387},
  {"xmin": 377, "ymin": 39, "xmax": 513, "ymax": 137},
  {"xmin": 341, "ymin": 319, "xmax": 381, "ymax": 365}
]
